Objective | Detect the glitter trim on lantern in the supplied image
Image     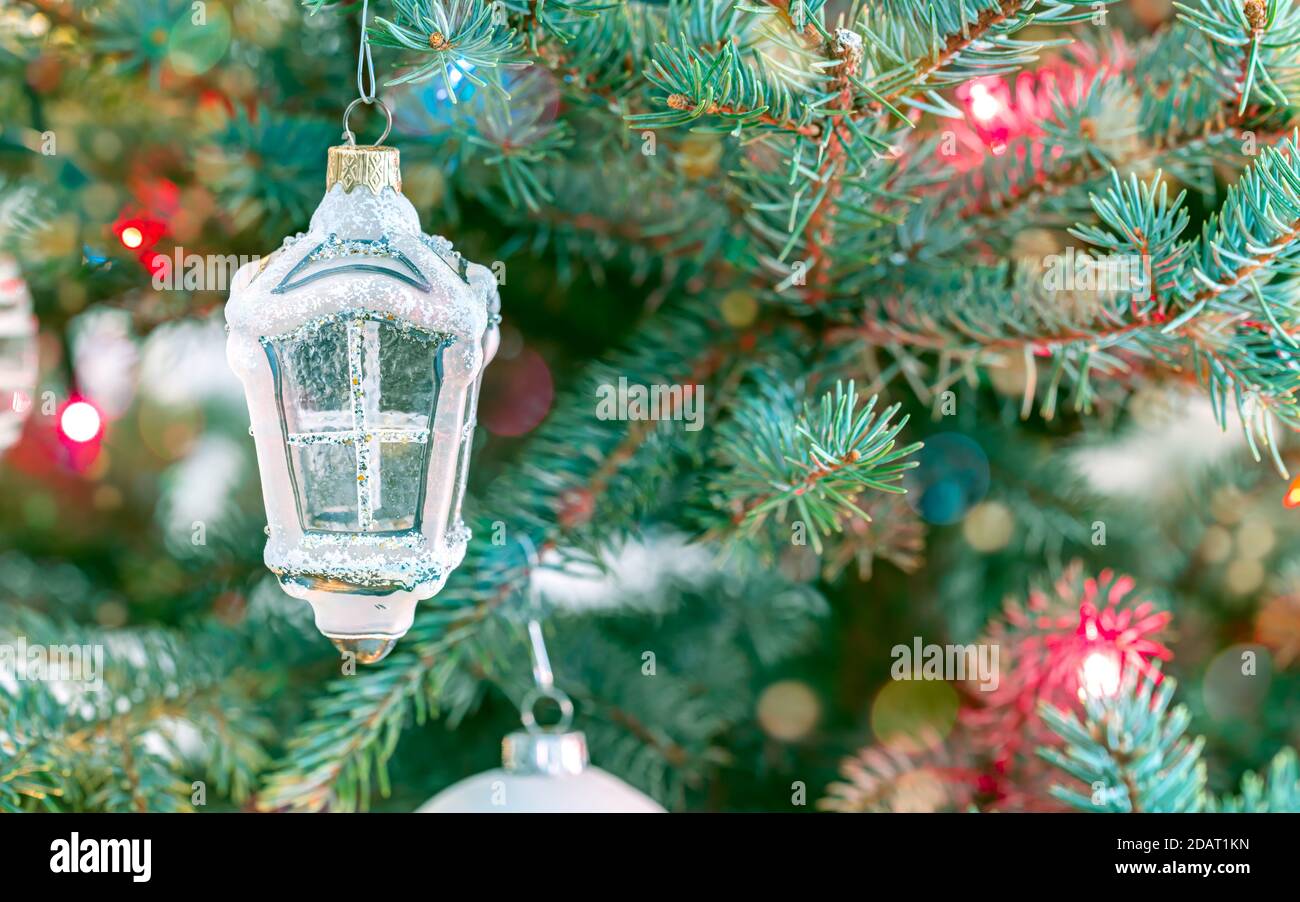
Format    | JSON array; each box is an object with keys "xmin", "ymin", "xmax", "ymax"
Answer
[
  {"xmin": 262, "ymin": 307, "xmax": 454, "ymax": 347},
  {"xmin": 273, "ymin": 557, "xmax": 447, "ymax": 594},
  {"xmin": 285, "ymin": 428, "xmax": 430, "ymax": 446},
  {"xmin": 301, "ymin": 530, "xmax": 426, "ymax": 550},
  {"xmin": 422, "ymin": 234, "xmax": 453, "ymax": 257},
  {"xmin": 250, "ymin": 233, "xmax": 306, "ymax": 284},
  {"xmin": 273, "ymin": 233, "xmax": 432, "ymax": 295},
  {"xmin": 269, "ymin": 524, "xmax": 471, "ymax": 592},
  {"xmin": 445, "ymin": 518, "xmax": 471, "ymax": 547},
  {"xmin": 348, "ymin": 318, "xmax": 374, "ymax": 529},
  {"xmin": 420, "ymin": 233, "xmax": 471, "ymax": 285}
]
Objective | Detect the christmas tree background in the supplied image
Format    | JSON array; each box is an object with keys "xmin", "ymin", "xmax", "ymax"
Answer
[{"xmin": 1, "ymin": 0, "xmax": 1300, "ymax": 812}]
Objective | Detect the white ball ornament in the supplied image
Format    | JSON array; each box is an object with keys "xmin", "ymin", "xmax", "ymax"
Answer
[
  {"xmin": 419, "ymin": 690, "xmax": 665, "ymax": 814},
  {"xmin": 224, "ymin": 104, "xmax": 500, "ymax": 663}
]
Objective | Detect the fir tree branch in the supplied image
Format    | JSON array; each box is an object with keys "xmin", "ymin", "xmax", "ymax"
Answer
[
  {"xmin": 702, "ymin": 379, "xmax": 921, "ymax": 554},
  {"xmin": 0, "ymin": 607, "xmax": 288, "ymax": 812},
  {"xmin": 368, "ymin": 0, "xmax": 526, "ymax": 97},
  {"xmin": 1039, "ymin": 667, "xmax": 1260, "ymax": 812},
  {"xmin": 860, "ymin": 0, "xmax": 1103, "ymax": 116},
  {"xmin": 1211, "ymin": 748, "xmax": 1300, "ymax": 811},
  {"xmin": 877, "ymin": 0, "xmax": 1033, "ymax": 106},
  {"xmin": 1176, "ymin": 0, "xmax": 1300, "ymax": 115},
  {"xmin": 908, "ymin": 24, "xmax": 1283, "ymax": 261}
]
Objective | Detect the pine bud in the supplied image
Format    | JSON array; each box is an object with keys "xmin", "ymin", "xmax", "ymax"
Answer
[{"xmin": 1244, "ymin": 0, "xmax": 1267, "ymax": 32}]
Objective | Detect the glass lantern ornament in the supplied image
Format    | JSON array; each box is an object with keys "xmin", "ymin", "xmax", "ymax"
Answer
[
  {"xmin": 0, "ymin": 255, "xmax": 38, "ymax": 454},
  {"xmin": 225, "ymin": 123, "xmax": 500, "ymax": 664}
]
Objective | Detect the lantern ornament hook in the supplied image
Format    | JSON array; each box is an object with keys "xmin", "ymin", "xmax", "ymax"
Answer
[
  {"xmin": 341, "ymin": 96, "xmax": 393, "ymax": 147},
  {"xmin": 354, "ymin": 0, "xmax": 378, "ymax": 105},
  {"xmin": 340, "ymin": 0, "xmax": 388, "ymax": 147}
]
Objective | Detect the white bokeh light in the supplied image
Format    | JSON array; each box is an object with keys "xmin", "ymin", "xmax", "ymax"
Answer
[
  {"xmin": 969, "ymin": 82, "xmax": 1002, "ymax": 122},
  {"xmin": 60, "ymin": 401, "xmax": 101, "ymax": 443},
  {"xmin": 1079, "ymin": 650, "xmax": 1122, "ymax": 700}
]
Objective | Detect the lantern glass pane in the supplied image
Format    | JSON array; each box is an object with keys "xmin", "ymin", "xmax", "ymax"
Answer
[
  {"xmin": 265, "ymin": 312, "xmax": 447, "ymax": 536},
  {"xmin": 372, "ymin": 441, "xmax": 425, "ymax": 532},
  {"xmin": 290, "ymin": 442, "xmax": 361, "ymax": 531},
  {"xmin": 277, "ymin": 319, "xmax": 351, "ymax": 434},
  {"xmin": 377, "ymin": 323, "xmax": 437, "ymax": 427}
]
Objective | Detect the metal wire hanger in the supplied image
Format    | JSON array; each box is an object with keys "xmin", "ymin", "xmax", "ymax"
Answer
[
  {"xmin": 514, "ymin": 535, "xmax": 576, "ymax": 734},
  {"xmin": 341, "ymin": 0, "xmax": 391, "ymax": 147}
]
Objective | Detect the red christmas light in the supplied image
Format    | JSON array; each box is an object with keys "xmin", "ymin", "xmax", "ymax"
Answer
[
  {"xmin": 960, "ymin": 565, "xmax": 1172, "ymax": 808},
  {"xmin": 113, "ymin": 217, "xmax": 166, "ymax": 253},
  {"xmin": 55, "ymin": 396, "xmax": 105, "ymax": 473},
  {"xmin": 1284, "ymin": 474, "xmax": 1300, "ymax": 509},
  {"xmin": 935, "ymin": 36, "xmax": 1134, "ymax": 175},
  {"xmin": 59, "ymin": 399, "xmax": 102, "ymax": 444},
  {"xmin": 823, "ymin": 565, "xmax": 1174, "ymax": 812},
  {"xmin": 112, "ymin": 201, "xmax": 171, "ymax": 273}
]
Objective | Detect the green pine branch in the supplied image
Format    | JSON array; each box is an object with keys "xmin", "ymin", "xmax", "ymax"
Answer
[
  {"xmin": 0, "ymin": 605, "xmax": 290, "ymax": 812},
  {"xmin": 903, "ymin": 23, "xmax": 1287, "ymax": 267},
  {"xmin": 1039, "ymin": 666, "xmax": 1300, "ymax": 812},
  {"xmin": 860, "ymin": 0, "xmax": 1108, "ymax": 114},
  {"xmin": 703, "ymin": 379, "xmax": 921, "ymax": 555},
  {"xmin": 1176, "ymin": 0, "xmax": 1300, "ymax": 116},
  {"xmin": 368, "ymin": 0, "xmax": 526, "ymax": 97}
]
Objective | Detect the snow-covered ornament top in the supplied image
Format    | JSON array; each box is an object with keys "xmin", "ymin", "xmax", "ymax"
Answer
[
  {"xmin": 0, "ymin": 255, "xmax": 38, "ymax": 454},
  {"xmin": 225, "ymin": 123, "xmax": 501, "ymax": 664}
]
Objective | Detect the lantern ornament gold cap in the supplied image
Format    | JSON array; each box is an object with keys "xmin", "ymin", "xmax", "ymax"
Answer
[{"xmin": 326, "ymin": 143, "xmax": 402, "ymax": 195}]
